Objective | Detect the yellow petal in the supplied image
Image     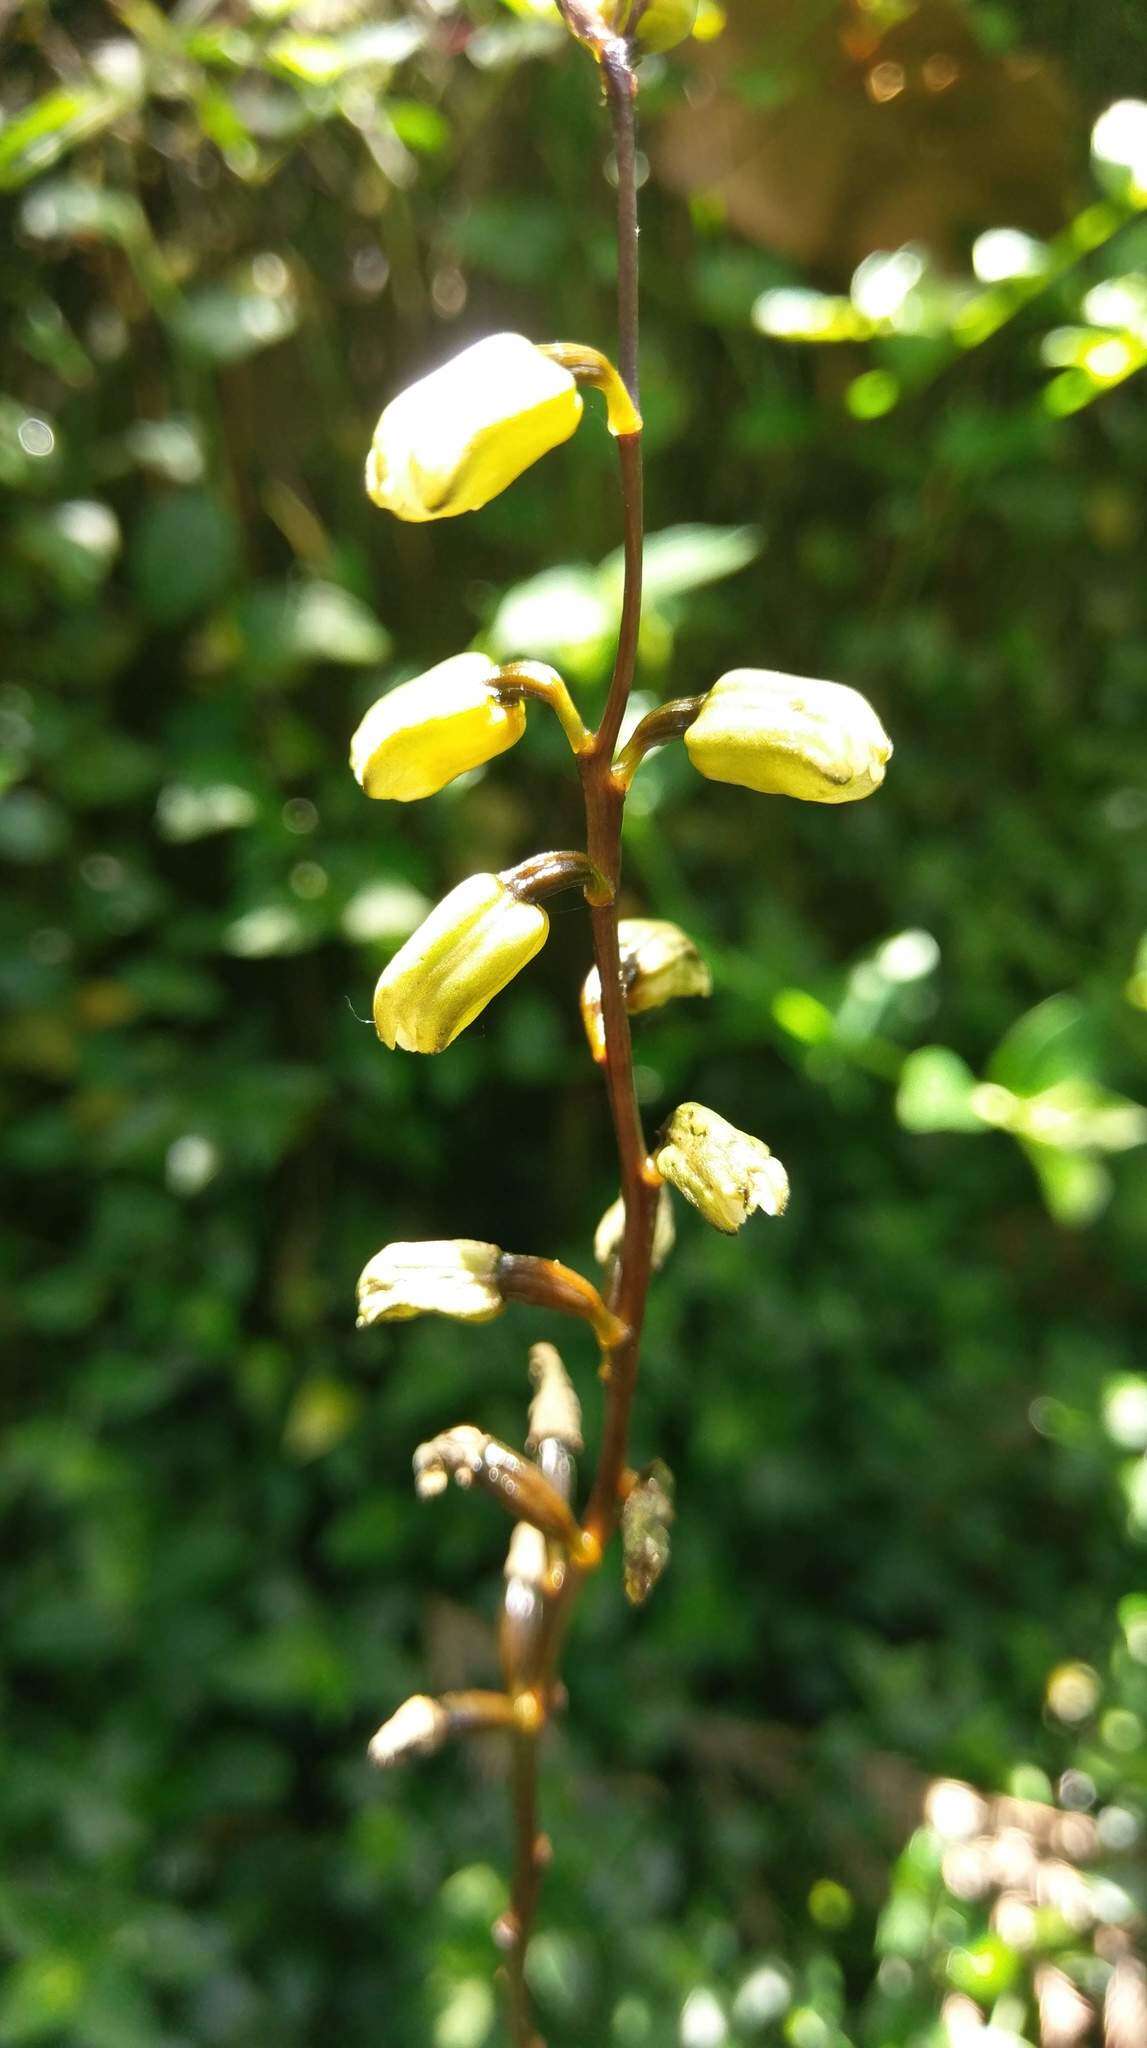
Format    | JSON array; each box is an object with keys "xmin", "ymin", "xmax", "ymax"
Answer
[
  {"xmin": 685, "ymin": 668, "xmax": 892, "ymax": 803},
  {"xmin": 365, "ymin": 334, "xmax": 583, "ymax": 522},
  {"xmin": 350, "ymin": 653, "xmax": 526, "ymax": 801},
  {"xmin": 373, "ymin": 873, "xmax": 549, "ymax": 1053},
  {"xmin": 356, "ymin": 1239, "xmax": 504, "ymax": 1323}
]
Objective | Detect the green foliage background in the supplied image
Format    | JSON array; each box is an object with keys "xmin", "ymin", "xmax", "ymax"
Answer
[{"xmin": 2, "ymin": 2, "xmax": 1147, "ymax": 2043}]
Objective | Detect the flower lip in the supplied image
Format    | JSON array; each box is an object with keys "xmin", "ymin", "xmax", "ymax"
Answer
[{"xmin": 685, "ymin": 668, "xmax": 892, "ymax": 804}]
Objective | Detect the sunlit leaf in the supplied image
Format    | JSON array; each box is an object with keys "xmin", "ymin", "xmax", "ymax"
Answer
[
  {"xmin": 172, "ymin": 261, "xmax": 299, "ymax": 364},
  {"xmin": 600, "ymin": 523, "xmax": 762, "ymax": 607},
  {"xmin": 0, "ymin": 89, "xmax": 133, "ymax": 191},
  {"xmin": 987, "ymin": 994, "xmax": 1097, "ymax": 1097},
  {"xmin": 896, "ymin": 1047, "xmax": 984, "ymax": 1134}
]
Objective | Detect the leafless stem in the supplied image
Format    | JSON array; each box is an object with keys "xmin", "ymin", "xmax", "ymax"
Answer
[{"xmin": 502, "ymin": 44, "xmax": 654, "ymax": 2048}]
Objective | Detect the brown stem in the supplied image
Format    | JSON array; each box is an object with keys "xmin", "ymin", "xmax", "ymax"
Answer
[
  {"xmin": 614, "ymin": 694, "xmax": 706, "ymax": 785},
  {"xmin": 501, "ymin": 48, "xmax": 652, "ymax": 2048},
  {"xmin": 502, "ymin": 1729, "xmax": 546, "ymax": 2048}
]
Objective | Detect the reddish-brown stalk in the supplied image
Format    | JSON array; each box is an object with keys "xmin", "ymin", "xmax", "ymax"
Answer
[{"xmin": 500, "ymin": 43, "xmax": 657, "ymax": 2048}]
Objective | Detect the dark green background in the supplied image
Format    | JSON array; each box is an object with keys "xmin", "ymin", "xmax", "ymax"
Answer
[{"xmin": 2, "ymin": 1, "xmax": 1146, "ymax": 2042}]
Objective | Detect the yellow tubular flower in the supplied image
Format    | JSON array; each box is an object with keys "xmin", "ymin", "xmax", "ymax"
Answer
[
  {"xmin": 356, "ymin": 1240, "xmax": 504, "ymax": 1325},
  {"xmin": 684, "ymin": 668, "xmax": 892, "ymax": 803},
  {"xmin": 365, "ymin": 334, "xmax": 584, "ymax": 522},
  {"xmin": 373, "ymin": 872, "xmax": 548, "ymax": 1053},
  {"xmin": 653, "ymin": 1102, "xmax": 790, "ymax": 1233},
  {"xmin": 350, "ymin": 653, "xmax": 526, "ymax": 802}
]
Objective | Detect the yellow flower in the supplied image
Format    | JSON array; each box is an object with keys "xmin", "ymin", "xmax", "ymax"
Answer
[
  {"xmin": 601, "ymin": 0, "xmax": 698, "ymax": 51},
  {"xmin": 580, "ymin": 917, "xmax": 711, "ymax": 1061},
  {"xmin": 365, "ymin": 333, "xmax": 584, "ymax": 522},
  {"xmin": 653, "ymin": 1101, "xmax": 789, "ymax": 1232},
  {"xmin": 684, "ymin": 668, "xmax": 892, "ymax": 803},
  {"xmin": 373, "ymin": 872, "xmax": 548, "ymax": 1052},
  {"xmin": 350, "ymin": 653, "xmax": 526, "ymax": 802},
  {"xmin": 356, "ymin": 1240, "xmax": 504, "ymax": 1324}
]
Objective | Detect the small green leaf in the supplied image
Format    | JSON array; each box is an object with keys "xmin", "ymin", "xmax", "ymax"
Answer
[
  {"xmin": 896, "ymin": 1047, "xmax": 984, "ymax": 1134},
  {"xmin": 1023, "ymin": 1141, "xmax": 1111, "ymax": 1227},
  {"xmin": 987, "ymin": 993, "xmax": 1096, "ymax": 1096}
]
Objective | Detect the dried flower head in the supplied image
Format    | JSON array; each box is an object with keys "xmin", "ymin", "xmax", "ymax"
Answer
[
  {"xmin": 685, "ymin": 668, "xmax": 892, "ymax": 804},
  {"xmin": 356, "ymin": 1240, "xmax": 503, "ymax": 1326},
  {"xmin": 373, "ymin": 872, "xmax": 549, "ymax": 1053},
  {"xmin": 350, "ymin": 653, "xmax": 526, "ymax": 802},
  {"xmin": 653, "ymin": 1101, "xmax": 790, "ymax": 1232},
  {"xmin": 365, "ymin": 333, "xmax": 584, "ymax": 522}
]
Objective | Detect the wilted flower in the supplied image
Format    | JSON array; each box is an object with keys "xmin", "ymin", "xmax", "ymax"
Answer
[
  {"xmin": 368, "ymin": 1694, "xmax": 449, "ymax": 1768},
  {"xmin": 581, "ymin": 917, "xmax": 711, "ymax": 1061},
  {"xmin": 684, "ymin": 668, "xmax": 892, "ymax": 803},
  {"xmin": 365, "ymin": 333, "xmax": 584, "ymax": 522},
  {"xmin": 356, "ymin": 1240, "xmax": 503, "ymax": 1325},
  {"xmin": 373, "ymin": 872, "xmax": 548, "ymax": 1053},
  {"xmin": 653, "ymin": 1101, "xmax": 789, "ymax": 1232},
  {"xmin": 350, "ymin": 653, "xmax": 526, "ymax": 801}
]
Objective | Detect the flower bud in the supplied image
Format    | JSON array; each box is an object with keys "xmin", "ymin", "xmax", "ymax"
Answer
[
  {"xmin": 653, "ymin": 1102, "xmax": 789, "ymax": 1233},
  {"xmin": 356, "ymin": 1240, "xmax": 503, "ymax": 1326},
  {"xmin": 601, "ymin": 0, "xmax": 698, "ymax": 51},
  {"xmin": 581, "ymin": 917, "xmax": 711, "ymax": 1062},
  {"xmin": 684, "ymin": 668, "xmax": 892, "ymax": 803},
  {"xmin": 373, "ymin": 872, "xmax": 548, "ymax": 1053},
  {"xmin": 526, "ymin": 1342, "xmax": 584, "ymax": 1454},
  {"xmin": 594, "ymin": 1184, "xmax": 675, "ymax": 1273},
  {"xmin": 622, "ymin": 1461, "xmax": 675, "ymax": 1607},
  {"xmin": 365, "ymin": 333, "xmax": 583, "ymax": 522},
  {"xmin": 369, "ymin": 1694, "xmax": 449, "ymax": 1768},
  {"xmin": 350, "ymin": 653, "xmax": 526, "ymax": 802},
  {"xmin": 501, "ymin": 1520, "xmax": 549, "ymax": 1690}
]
